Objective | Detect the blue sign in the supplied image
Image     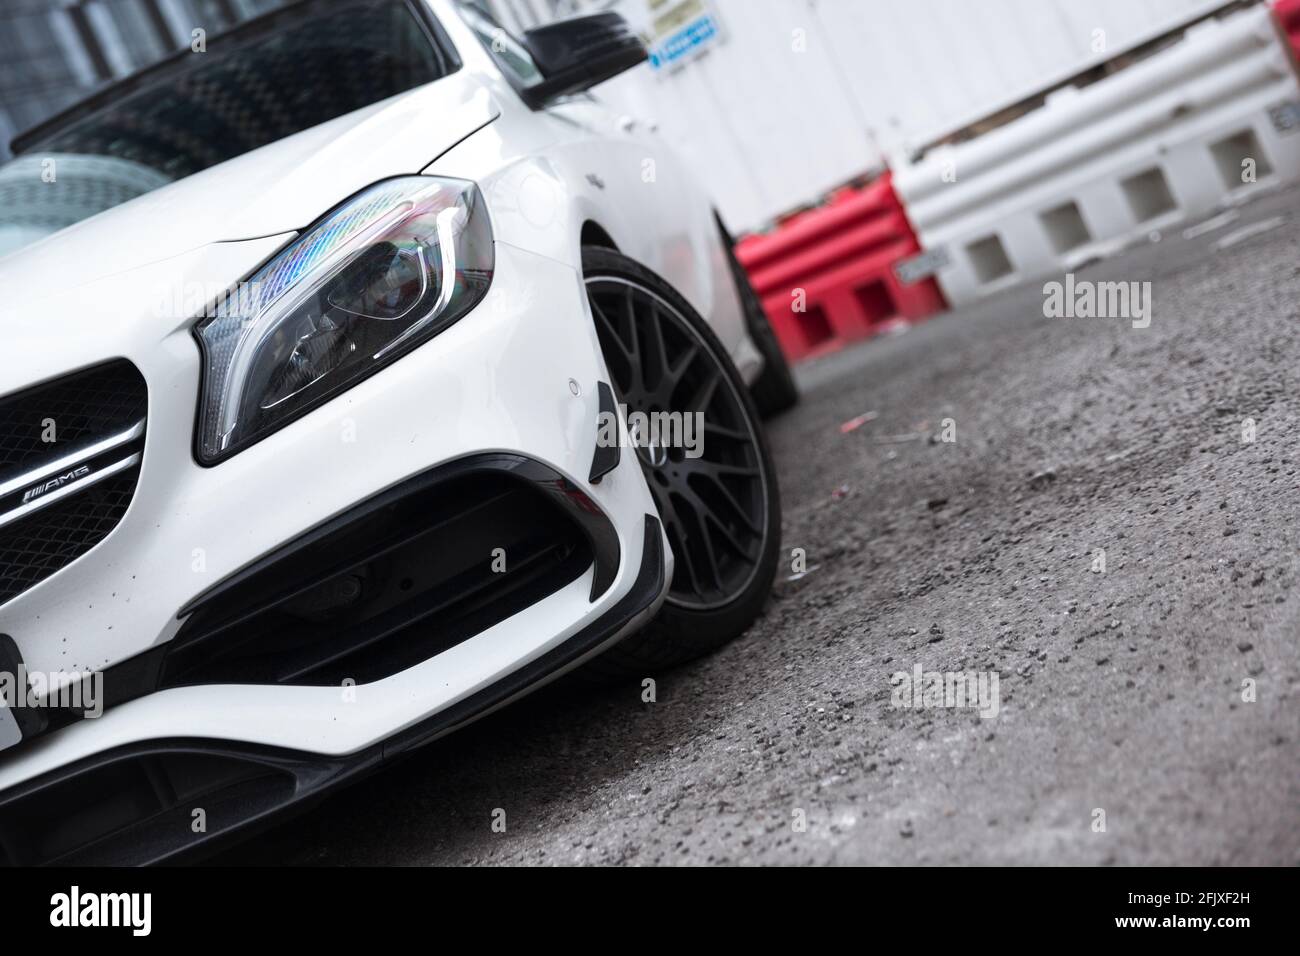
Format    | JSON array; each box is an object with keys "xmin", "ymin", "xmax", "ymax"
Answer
[{"xmin": 648, "ymin": 13, "xmax": 721, "ymax": 71}]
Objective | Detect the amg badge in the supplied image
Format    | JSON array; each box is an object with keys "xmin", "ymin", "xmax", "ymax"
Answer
[{"xmin": 21, "ymin": 465, "xmax": 91, "ymax": 504}]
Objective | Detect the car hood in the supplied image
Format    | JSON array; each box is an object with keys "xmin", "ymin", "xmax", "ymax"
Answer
[{"xmin": 0, "ymin": 72, "xmax": 499, "ymax": 299}]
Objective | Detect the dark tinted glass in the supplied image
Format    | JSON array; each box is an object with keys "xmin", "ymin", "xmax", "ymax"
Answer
[
  {"xmin": 24, "ymin": 0, "xmax": 448, "ymax": 176},
  {"xmin": 0, "ymin": 0, "xmax": 454, "ymax": 257}
]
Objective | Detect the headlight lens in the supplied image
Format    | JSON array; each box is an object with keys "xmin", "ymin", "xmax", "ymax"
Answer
[{"xmin": 195, "ymin": 176, "xmax": 493, "ymax": 463}]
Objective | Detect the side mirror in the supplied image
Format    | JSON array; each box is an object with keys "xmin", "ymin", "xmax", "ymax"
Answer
[{"xmin": 522, "ymin": 13, "xmax": 647, "ymax": 105}]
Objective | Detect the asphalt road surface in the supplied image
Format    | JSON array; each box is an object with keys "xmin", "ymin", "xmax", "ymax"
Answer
[{"xmin": 218, "ymin": 185, "xmax": 1300, "ymax": 866}]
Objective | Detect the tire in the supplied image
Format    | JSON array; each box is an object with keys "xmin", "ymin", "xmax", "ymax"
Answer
[
  {"xmin": 580, "ymin": 247, "xmax": 782, "ymax": 679},
  {"xmin": 717, "ymin": 213, "xmax": 799, "ymax": 418}
]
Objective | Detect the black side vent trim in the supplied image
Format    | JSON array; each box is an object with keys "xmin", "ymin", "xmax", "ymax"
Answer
[{"xmin": 589, "ymin": 380, "xmax": 621, "ymax": 485}]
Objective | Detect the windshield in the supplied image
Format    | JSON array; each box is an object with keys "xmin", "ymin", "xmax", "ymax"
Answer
[{"xmin": 0, "ymin": 0, "xmax": 455, "ymax": 259}]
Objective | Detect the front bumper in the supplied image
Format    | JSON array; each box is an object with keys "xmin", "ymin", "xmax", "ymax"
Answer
[
  {"xmin": 0, "ymin": 240, "xmax": 670, "ymax": 860},
  {"xmin": 0, "ymin": 516, "xmax": 665, "ymax": 865}
]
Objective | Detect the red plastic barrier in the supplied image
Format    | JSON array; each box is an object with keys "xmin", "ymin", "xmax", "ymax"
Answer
[
  {"xmin": 1274, "ymin": 0, "xmax": 1300, "ymax": 59},
  {"xmin": 736, "ymin": 172, "xmax": 947, "ymax": 363}
]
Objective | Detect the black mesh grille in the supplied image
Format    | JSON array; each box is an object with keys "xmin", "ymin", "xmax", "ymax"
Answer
[
  {"xmin": 0, "ymin": 360, "xmax": 147, "ymax": 606},
  {"xmin": 0, "ymin": 469, "xmax": 141, "ymax": 606},
  {"xmin": 0, "ymin": 361, "xmax": 147, "ymax": 481}
]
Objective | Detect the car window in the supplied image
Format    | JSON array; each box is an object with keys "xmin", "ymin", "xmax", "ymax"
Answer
[
  {"xmin": 0, "ymin": 0, "xmax": 455, "ymax": 259},
  {"xmin": 457, "ymin": 3, "xmax": 546, "ymax": 90}
]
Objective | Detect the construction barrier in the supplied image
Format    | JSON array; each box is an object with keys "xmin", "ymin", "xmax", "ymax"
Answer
[
  {"xmin": 893, "ymin": 4, "xmax": 1300, "ymax": 307},
  {"xmin": 1273, "ymin": 0, "xmax": 1300, "ymax": 59},
  {"xmin": 736, "ymin": 173, "xmax": 947, "ymax": 363}
]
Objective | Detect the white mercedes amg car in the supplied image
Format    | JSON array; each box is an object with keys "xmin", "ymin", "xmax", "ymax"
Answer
[{"xmin": 0, "ymin": 0, "xmax": 796, "ymax": 864}]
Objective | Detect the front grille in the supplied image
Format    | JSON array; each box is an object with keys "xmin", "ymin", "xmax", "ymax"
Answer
[
  {"xmin": 0, "ymin": 360, "xmax": 147, "ymax": 606},
  {"xmin": 0, "ymin": 360, "xmax": 145, "ymax": 477},
  {"xmin": 0, "ymin": 470, "xmax": 140, "ymax": 606}
]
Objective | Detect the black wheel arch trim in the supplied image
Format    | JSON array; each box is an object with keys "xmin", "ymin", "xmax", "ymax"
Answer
[{"xmin": 588, "ymin": 381, "xmax": 621, "ymax": 486}]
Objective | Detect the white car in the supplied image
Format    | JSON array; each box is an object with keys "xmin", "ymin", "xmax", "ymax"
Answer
[{"xmin": 0, "ymin": 0, "xmax": 796, "ymax": 864}]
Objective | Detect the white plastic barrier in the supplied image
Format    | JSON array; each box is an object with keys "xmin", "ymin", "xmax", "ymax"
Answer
[{"xmin": 893, "ymin": 4, "xmax": 1300, "ymax": 306}]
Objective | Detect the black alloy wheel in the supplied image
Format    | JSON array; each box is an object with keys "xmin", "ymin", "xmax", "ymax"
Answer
[{"xmin": 580, "ymin": 247, "xmax": 781, "ymax": 675}]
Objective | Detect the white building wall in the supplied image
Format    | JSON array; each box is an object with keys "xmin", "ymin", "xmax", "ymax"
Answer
[
  {"xmin": 488, "ymin": 0, "xmax": 1249, "ymax": 231},
  {"xmin": 813, "ymin": 0, "xmax": 1239, "ymax": 154}
]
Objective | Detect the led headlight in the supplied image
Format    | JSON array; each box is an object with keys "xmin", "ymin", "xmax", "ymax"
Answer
[{"xmin": 195, "ymin": 176, "xmax": 493, "ymax": 463}]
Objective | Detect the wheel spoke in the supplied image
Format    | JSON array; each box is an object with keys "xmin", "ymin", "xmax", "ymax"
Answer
[
  {"xmin": 685, "ymin": 368, "xmax": 721, "ymax": 416},
  {"xmin": 590, "ymin": 297, "xmax": 625, "ymax": 354},
  {"xmin": 683, "ymin": 458, "xmax": 759, "ymax": 481},
  {"xmin": 701, "ymin": 420, "xmax": 749, "ymax": 443},
  {"xmin": 664, "ymin": 342, "xmax": 700, "ymax": 399},
  {"xmin": 662, "ymin": 492, "xmax": 708, "ymax": 595},
  {"xmin": 676, "ymin": 478, "xmax": 758, "ymax": 561},
  {"xmin": 643, "ymin": 303, "xmax": 671, "ymax": 397},
  {"xmin": 623, "ymin": 285, "xmax": 640, "ymax": 349},
  {"xmin": 689, "ymin": 469, "xmax": 761, "ymax": 535},
  {"xmin": 703, "ymin": 508, "xmax": 756, "ymax": 562},
  {"xmin": 677, "ymin": 494, "xmax": 725, "ymax": 592},
  {"xmin": 592, "ymin": 293, "xmax": 642, "ymax": 397}
]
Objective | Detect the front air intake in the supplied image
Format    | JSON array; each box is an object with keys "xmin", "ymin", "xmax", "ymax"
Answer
[{"xmin": 159, "ymin": 455, "xmax": 614, "ymax": 688}]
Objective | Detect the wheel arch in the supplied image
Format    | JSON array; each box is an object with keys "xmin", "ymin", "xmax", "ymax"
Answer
[{"xmin": 580, "ymin": 220, "xmax": 620, "ymax": 253}]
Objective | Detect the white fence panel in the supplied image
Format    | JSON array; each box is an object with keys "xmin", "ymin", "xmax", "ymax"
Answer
[
  {"xmin": 815, "ymin": 0, "xmax": 1237, "ymax": 156},
  {"xmin": 893, "ymin": 4, "xmax": 1300, "ymax": 305}
]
